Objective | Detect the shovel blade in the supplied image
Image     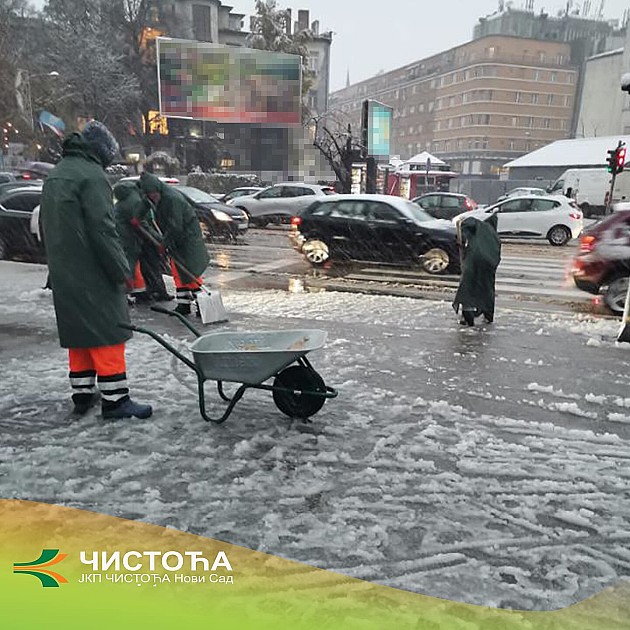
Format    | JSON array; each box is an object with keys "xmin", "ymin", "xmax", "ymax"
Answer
[{"xmin": 197, "ymin": 289, "xmax": 229, "ymax": 325}]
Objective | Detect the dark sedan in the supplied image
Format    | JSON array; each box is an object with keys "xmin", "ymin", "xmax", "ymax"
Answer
[
  {"xmin": 290, "ymin": 194, "xmax": 460, "ymax": 274},
  {"xmin": 0, "ymin": 185, "xmax": 45, "ymax": 261},
  {"xmin": 173, "ymin": 185, "xmax": 249, "ymax": 243},
  {"xmin": 412, "ymin": 192, "xmax": 478, "ymax": 220}
]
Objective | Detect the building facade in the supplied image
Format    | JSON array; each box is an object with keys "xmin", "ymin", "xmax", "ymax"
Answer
[
  {"xmin": 576, "ymin": 48, "xmax": 624, "ymax": 138},
  {"xmin": 329, "ymin": 35, "xmax": 576, "ymax": 178},
  {"xmin": 155, "ymin": 2, "xmax": 331, "ymax": 179}
]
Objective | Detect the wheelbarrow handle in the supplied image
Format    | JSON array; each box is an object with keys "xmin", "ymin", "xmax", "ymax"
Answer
[
  {"xmin": 150, "ymin": 305, "xmax": 202, "ymax": 337},
  {"xmin": 118, "ymin": 322, "xmax": 199, "ymax": 374}
]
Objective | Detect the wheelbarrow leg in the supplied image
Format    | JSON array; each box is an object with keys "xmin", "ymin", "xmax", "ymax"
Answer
[
  {"xmin": 217, "ymin": 381, "xmax": 232, "ymax": 403},
  {"xmin": 198, "ymin": 374, "xmax": 247, "ymax": 424}
]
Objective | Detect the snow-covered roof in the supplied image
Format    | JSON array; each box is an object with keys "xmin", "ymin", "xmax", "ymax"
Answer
[
  {"xmin": 504, "ymin": 136, "xmax": 630, "ymax": 169},
  {"xmin": 405, "ymin": 151, "xmax": 445, "ymax": 166},
  {"xmin": 587, "ymin": 47, "xmax": 624, "ymax": 62}
]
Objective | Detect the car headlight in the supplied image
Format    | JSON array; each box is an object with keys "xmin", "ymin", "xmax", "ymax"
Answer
[{"xmin": 211, "ymin": 209, "xmax": 232, "ymax": 222}]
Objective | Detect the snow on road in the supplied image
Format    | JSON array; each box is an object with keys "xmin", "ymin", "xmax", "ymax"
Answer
[{"xmin": 0, "ymin": 263, "xmax": 629, "ymax": 611}]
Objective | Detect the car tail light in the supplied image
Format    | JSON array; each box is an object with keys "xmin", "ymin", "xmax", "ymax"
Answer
[
  {"xmin": 569, "ymin": 212, "xmax": 582, "ymax": 220},
  {"xmin": 290, "ymin": 216, "xmax": 302, "ymax": 227},
  {"xmin": 580, "ymin": 235, "xmax": 596, "ymax": 252},
  {"xmin": 22, "ymin": 173, "xmax": 31, "ymax": 180},
  {"xmin": 463, "ymin": 198, "xmax": 474, "ymax": 211}
]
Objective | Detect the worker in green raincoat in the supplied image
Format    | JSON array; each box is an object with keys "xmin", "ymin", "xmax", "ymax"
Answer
[
  {"xmin": 452, "ymin": 213, "xmax": 501, "ymax": 326},
  {"xmin": 113, "ymin": 182, "xmax": 171, "ymax": 303},
  {"xmin": 138, "ymin": 172, "xmax": 209, "ymax": 315},
  {"xmin": 40, "ymin": 121, "xmax": 152, "ymax": 420}
]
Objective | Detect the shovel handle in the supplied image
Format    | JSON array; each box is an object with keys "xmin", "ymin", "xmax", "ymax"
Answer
[{"xmin": 149, "ymin": 305, "xmax": 202, "ymax": 337}]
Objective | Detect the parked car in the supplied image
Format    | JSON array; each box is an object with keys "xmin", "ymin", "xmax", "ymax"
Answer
[
  {"xmin": 117, "ymin": 175, "xmax": 180, "ymax": 185},
  {"xmin": 172, "ymin": 185, "xmax": 248, "ymax": 242},
  {"xmin": 15, "ymin": 162, "xmax": 56, "ymax": 181},
  {"xmin": 221, "ymin": 187, "xmax": 266, "ymax": 204},
  {"xmin": 455, "ymin": 195, "xmax": 583, "ymax": 246},
  {"xmin": 0, "ymin": 172, "xmax": 16, "ymax": 184},
  {"xmin": 232, "ymin": 183, "xmax": 334, "ymax": 227},
  {"xmin": 412, "ymin": 192, "xmax": 478, "ymax": 220},
  {"xmin": 571, "ymin": 209, "xmax": 630, "ymax": 314},
  {"xmin": 0, "ymin": 185, "xmax": 45, "ymax": 261},
  {"xmin": 290, "ymin": 194, "xmax": 460, "ymax": 274},
  {"xmin": 496, "ymin": 187, "xmax": 547, "ymax": 202}
]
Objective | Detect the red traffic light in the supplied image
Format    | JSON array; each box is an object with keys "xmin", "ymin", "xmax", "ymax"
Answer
[{"xmin": 617, "ymin": 147, "xmax": 627, "ymax": 172}]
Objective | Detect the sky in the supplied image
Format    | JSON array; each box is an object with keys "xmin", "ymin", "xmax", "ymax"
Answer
[{"xmin": 30, "ymin": 0, "xmax": 630, "ymax": 91}]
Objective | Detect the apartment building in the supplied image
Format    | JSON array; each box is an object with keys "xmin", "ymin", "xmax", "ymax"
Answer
[{"xmin": 329, "ymin": 35, "xmax": 576, "ymax": 177}]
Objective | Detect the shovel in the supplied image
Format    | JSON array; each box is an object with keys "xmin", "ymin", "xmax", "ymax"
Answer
[{"xmin": 134, "ymin": 222, "xmax": 229, "ymax": 325}]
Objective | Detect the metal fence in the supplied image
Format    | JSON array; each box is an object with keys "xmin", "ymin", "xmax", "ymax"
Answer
[{"xmin": 450, "ymin": 179, "xmax": 556, "ymax": 206}]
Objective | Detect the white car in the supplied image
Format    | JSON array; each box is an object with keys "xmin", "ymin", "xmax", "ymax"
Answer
[
  {"xmin": 454, "ymin": 195, "xmax": 583, "ymax": 246},
  {"xmin": 230, "ymin": 182, "xmax": 335, "ymax": 227},
  {"xmin": 116, "ymin": 175, "xmax": 180, "ymax": 185},
  {"xmin": 496, "ymin": 187, "xmax": 548, "ymax": 203},
  {"xmin": 221, "ymin": 187, "xmax": 266, "ymax": 204}
]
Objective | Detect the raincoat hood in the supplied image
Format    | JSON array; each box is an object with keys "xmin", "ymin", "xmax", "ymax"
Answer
[
  {"xmin": 113, "ymin": 181, "xmax": 140, "ymax": 202},
  {"xmin": 139, "ymin": 172, "xmax": 164, "ymax": 195},
  {"xmin": 81, "ymin": 120, "xmax": 119, "ymax": 168},
  {"xmin": 61, "ymin": 133, "xmax": 100, "ymax": 164}
]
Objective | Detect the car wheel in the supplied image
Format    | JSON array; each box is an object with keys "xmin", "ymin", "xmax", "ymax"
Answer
[
  {"xmin": 199, "ymin": 219, "xmax": 213, "ymax": 242},
  {"xmin": 547, "ymin": 225, "xmax": 571, "ymax": 246},
  {"xmin": 420, "ymin": 248, "xmax": 450, "ymax": 274},
  {"xmin": 302, "ymin": 239, "xmax": 329, "ymax": 266},
  {"xmin": 604, "ymin": 275, "xmax": 629, "ymax": 315}
]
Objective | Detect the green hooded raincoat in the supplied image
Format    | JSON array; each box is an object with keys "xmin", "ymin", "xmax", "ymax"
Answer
[
  {"xmin": 40, "ymin": 134, "xmax": 132, "ymax": 349},
  {"xmin": 452, "ymin": 214, "xmax": 501, "ymax": 321},
  {"xmin": 113, "ymin": 182, "xmax": 160, "ymax": 273},
  {"xmin": 138, "ymin": 173, "xmax": 209, "ymax": 281}
]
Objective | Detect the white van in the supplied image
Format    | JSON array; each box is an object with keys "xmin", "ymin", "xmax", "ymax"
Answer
[
  {"xmin": 548, "ymin": 168, "xmax": 611, "ymax": 218},
  {"xmin": 611, "ymin": 169, "xmax": 630, "ymax": 209}
]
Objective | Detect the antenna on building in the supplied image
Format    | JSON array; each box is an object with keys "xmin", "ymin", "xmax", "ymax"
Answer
[
  {"xmin": 346, "ymin": 68, "xmax": 350, "ymax": 88},
  {"xmin": 597, "ymin": 0, "xmax": 605, "ymax": 18},
  {"xmin": 498, "ymin": 0, "xmax": 505, "ymax": 11}
]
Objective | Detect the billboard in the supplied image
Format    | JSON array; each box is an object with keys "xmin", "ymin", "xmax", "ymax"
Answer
[
  {"xmin": 157, "ymin": 38, "xmax": 302, "ymax": 125},
  {"xmin": 362, "ymin": 100, "xmax": 393, "ymax": 160}
]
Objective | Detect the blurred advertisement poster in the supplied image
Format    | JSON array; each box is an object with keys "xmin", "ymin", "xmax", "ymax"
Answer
[{"xmin": 157, "ymin": 38, "xmax": 302, "ymax": 125}]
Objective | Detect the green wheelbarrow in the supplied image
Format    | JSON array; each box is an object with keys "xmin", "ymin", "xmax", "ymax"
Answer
[{"xmin": 120, "ymin": 306, "xmax": 338, "ymax": 424}]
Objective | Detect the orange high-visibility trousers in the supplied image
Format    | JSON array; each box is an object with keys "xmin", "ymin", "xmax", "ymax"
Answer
[
  {"xmin": 68, "ymin": 344, "xmax": 128, "ymax": 410},
  {"xmin": 131, "ymin": 261, "xmax": 146, "ymax": 293}
]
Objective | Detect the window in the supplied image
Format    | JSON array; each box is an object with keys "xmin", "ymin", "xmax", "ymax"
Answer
[
  {"xmin": 531, "ymin": 199, "xmax": 559, "ymax": 211},
  {"xmin": 531, "ymin": 93, "xmax": 539, "ymax": 104},
  {"xmin": 515, "ymin": 92, "xmax": 522, "ymax": 103},
  {"xmin": 543, "ymin": 118, "xmax": 551, "ymax": 129},
  {"xmin": 500, "ymin": 199, "xmax": 532, "ymax": 213},
  {"xmin": 533, "ymin": 69, "xmax": 540, "ymax": 81},
  {"xmin": 409, "ymin": 105, "xmax": 415, "ymax": 114},
  {"xmin": 511, "ymin": 116, "xmax": 518, "ymax": 127},
  {"xmin": 487, "ymin": 46, "xmax": 496, "ymax": 57},
  {"xmin": 550, "ymin": 72, "xmax": 557, "ymax": 82},
  {"xmin": 258, "ymin": 186, "xmax": 283, "ymax": 199},
  {"xmin": 4, "ymin": 192, "xmax": 40, "ymax": 213},
  {"xmin": 366, "ymin": 202, "xmax": 400, "ymax": 222},
  {"xmin": 192, "ymin": 4, "xmax": 212, "ymax": 41},
  {"xmin": 547, "ymin": 94, "xmax": 554, "ymax": 105}
]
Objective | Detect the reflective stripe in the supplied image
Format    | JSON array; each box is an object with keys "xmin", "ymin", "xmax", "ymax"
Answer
[{"xmin": 70, "ymin": 376, "xmax": 96, "ymax": 387}]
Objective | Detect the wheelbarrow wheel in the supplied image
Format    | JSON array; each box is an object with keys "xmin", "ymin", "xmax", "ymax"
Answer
[{"xmin": 272, "ymin": 366, "xmax": 326, "ymax": 419}]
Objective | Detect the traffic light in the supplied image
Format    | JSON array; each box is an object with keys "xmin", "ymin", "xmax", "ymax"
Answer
[
  {"xmin": 617, "ymin": 145, "xmax": 627, "ymax": 174},
  {"xmin": 607, "ymin": 148, "xmax": 617, "ymax": 174}
]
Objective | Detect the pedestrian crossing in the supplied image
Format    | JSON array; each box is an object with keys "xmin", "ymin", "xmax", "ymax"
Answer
[
  {"xmin": 203, "ymin": 237, "xmax": 591, "ymax": 305},
  {"xmin": 342, "ymin": 254, "xmax": 589, "ymax": 301}
]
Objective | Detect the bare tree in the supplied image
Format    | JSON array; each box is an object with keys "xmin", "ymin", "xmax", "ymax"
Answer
[
  {"xmin": 43, "ymin": 0, "xmax": 141, "ymax": 141},
  {"xmin": 310, "ymin": 111, "xmax": 364, "ymax": 193}
]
